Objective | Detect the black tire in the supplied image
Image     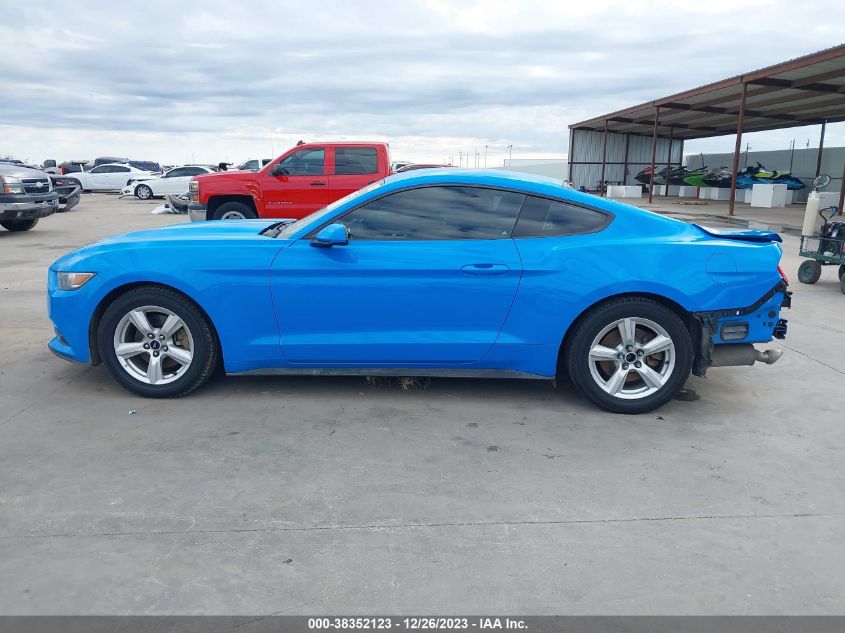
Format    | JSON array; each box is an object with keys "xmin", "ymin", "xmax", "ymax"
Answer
[
  {"xmin": 1, "ymin": 218, "xmax": 38, "ymax": 231},
  {"xmin": 797, "ymin": 260, "xmax": 822, "ymax": 284},
  {"xmin": 97, "ymin": 286, "xmax": 219, "ymax": 398},
  {"xmin": 838, "ymin": 265, "xmax": 845, "ymax": 281},
  {"xmin": 211, "ymin": 201, "xmax": 257, "ymax": 221},
  {"xmin": 564, "ymin": 297, "xmax": 693, "ymax": 414},
  {"xmin": 840, "ymin": 273, "xmax": 845, "ymax": 295},
  {"xmin": 135, "ymin": 184, "xmax": 153, "ymax": 200}
]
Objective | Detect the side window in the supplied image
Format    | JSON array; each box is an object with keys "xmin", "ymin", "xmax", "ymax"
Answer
[
  {"xmin": 335, "ymin": 147, "xmax": 377, "ymax": 175},
  {"xmin": 513, "ymin": 196, "xmax": 609, "ymax": 238},
  {"xmin": 340, "ymin": 186, "xmax": 524, "ymax": 241},
  {"xmin": 167, "ymin": 168, "xmax": 187, "ymax": 178},
  {"xmin": 113, "ymin": 166, "xmax": 130, "ymax": 173},
  {"xmin": 90, "ymin": 166, "xmax": 106, "ymax": 174},
  {"xmin": 279, "ymin": 148, "xmax": 325, "ymax": 176},
  {"xmin": 184, "ymin": 167, "xmax": 206, "ymax": 176}
]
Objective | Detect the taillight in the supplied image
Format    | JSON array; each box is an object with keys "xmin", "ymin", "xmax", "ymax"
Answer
[{"xmin": 778, "ymin": 265, "xmax": 789, "ymax": 285}]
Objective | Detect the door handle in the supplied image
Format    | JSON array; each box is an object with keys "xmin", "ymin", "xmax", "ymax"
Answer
[
  {"xmin": 461, "ymin": 263, "xmax": 510, "ymax": 276},
  {"xmin": 310, "ymin": 181, "xmax": 326, "ymax": 186}
]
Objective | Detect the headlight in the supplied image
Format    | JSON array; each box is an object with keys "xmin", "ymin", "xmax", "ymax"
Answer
[
  {"xmin": 0, "ymin": 175, "xmax": 25, "ymax": 195},
  {"xmin": 57, "ymin": 272, "xmax": 95, "ymax": 290},
  {"xmin": 189, "ymin": 179, "xmax": 199, "ymax": 193}
]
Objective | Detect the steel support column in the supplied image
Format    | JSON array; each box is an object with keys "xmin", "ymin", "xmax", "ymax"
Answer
[
  {"xmin": 568, "ymin": 129, "xmax": 575, "ymax": 184},
  {"xmin": 622, "ymin": 134, "xmax": 630, "ymax": 186},
  {"xmin": 664, "ymin": 126, "xmax": 674, "ymax": 196},
  {"xmin": 839, "ymin": 158, "xmax": 845, "ymax": 214},
  {"xmin": 815, "ymin": 120, "xmax": 826, "ymax": 178},
  {"xmin": 599, "ymin": 119, "xmax": 608, "ymax": 196},
  {"xmin": 647, "ymin": 107, "xmax": 660, "ymax": 203},
  {"xmin": 728, "ymin": 82, "xmax": 749, "ymax": 216}
]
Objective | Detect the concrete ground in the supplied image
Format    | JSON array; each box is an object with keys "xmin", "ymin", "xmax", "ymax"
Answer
[{"xmin": 1, "ymin": 193, "xmax": 844, "ymax": 615}]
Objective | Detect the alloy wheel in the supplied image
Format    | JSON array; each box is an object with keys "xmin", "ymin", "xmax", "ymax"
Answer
[
  {"xmin": 112, "ymin": 305, "xmax": 194, "ymax": 385},
  {"xmin": 219, "ymin": 210, "xmax": 246, "ymax": 220},
  {"xmin": 587, "ymin": 317, "xmax": 676, "ymax": 400}
]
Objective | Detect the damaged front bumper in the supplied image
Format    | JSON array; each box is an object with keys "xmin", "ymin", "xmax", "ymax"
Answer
[{"xmin": 692, "ymin": 281, "xmax": 791, "ymax": 376}]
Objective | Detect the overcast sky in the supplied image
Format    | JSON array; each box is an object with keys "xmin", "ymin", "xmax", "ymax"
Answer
[{"xmin": 1, "ymin": 0, "xmax": 843, "ymax": 166}]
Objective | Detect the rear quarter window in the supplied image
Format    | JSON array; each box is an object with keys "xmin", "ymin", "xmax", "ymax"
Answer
[
  {"xmin": 335, "ymin": 147, "xmax": 378, "ymax": 175},
  {"xmin": 513, "ymin": 196, "xmax": 610, "ymax": 237}
]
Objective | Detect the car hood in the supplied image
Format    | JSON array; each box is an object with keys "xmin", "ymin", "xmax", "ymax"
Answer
[
  {"xmin": 0, "ymin": 164, "xmax": 49, "ymax": 179},
  {"xmin": 51, "ymin": 220, "xmax": 285, "ymax": 271},
  {"xmin": 98, "ymin": 219, "xmax": 280, "ymax": 244}
]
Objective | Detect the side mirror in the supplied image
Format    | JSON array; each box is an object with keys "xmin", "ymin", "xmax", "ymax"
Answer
[
  {"xmin": 271, "ymin": 164, "xmax": 289, "ymax": 177},
  {"xmin": 311, "ymin": 223, "xmax": 348, "ymax": 247}
]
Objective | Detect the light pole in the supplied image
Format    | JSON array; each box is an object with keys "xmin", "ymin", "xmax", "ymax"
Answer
[
  {"xmin": 507, "ymin": 144, "xmax": 513, "ymax": 166},
  {"xmin": 789, "ymin": 138, "xmax": 796, "ymax": 172},
  {"xmin": 484, "ymin": 145, "xmax": 488, "ymax": 168}
]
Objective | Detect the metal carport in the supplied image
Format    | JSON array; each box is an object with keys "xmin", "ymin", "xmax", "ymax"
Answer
[{"xmin": 568, "ymin": 43, "xmax": 845, "ymax": 214}]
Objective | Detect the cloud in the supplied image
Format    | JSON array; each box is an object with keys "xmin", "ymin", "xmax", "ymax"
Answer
[{"xmin": 1, "ymin": 0, "xmax": 843, "ymax": 164}]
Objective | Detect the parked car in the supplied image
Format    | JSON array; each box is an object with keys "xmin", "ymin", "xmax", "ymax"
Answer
[
  {"xmin": 121, "ymin": 165, "xmax": 216, "ymax": 199},
  {"xmin": 189, "ymin": 142, "xmax": 391, "ymax": 221},
  {"xmin": 126, "ymin": 160, "xmax": 162, "ymax": 173},
  {"xmin": 69, "ymin": 163, "xmax": 157, "ymax": 192},
  {"xmin": 395, "ymin": 163, "xmax": 452, "ymax": 173},
  {"xmin": 0, "ymin": 162, "xmax": 58, "ymax": 231},
  {"xmin": 49, "ymin": 175, "xmax": 82, "ymax": 212},
  {"xmin": 93, "ymin": 156, "xmax": 130, "ymax": 168},
  {"xmin": 47, "ymin": 169, "xmax": 790, "ymax": 413},
  {"xmin": 58, "ymin": 160, "xmax": 92, "ymax": 174},
  {"xmin": 235, "ymin": 158, "xmax": 271, "ymax": 171},
  {"xmin": 42, "ymin": 159, "xmax": 60, "ymax": 174}
]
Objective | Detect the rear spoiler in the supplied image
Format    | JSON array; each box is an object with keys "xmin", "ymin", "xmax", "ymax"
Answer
[{"xmin": 694, "ymin": 224, "xmax": 782, "ymax": 243}]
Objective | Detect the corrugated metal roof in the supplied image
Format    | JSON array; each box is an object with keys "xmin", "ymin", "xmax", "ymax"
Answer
[{"xmin": 570, "ymin": 43, "xmax": 845, "ymax": 140}]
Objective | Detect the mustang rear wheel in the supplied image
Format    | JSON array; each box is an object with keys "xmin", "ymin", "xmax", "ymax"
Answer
[
  {"xmin": 565, "ymin": 297, "xmax": 692, "ymax": 414},
  {"xmin": 98, "ymin": 286, "xmax": 218, "ymax": 397}
]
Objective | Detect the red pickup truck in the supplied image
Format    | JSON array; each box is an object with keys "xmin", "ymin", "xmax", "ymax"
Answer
[{"xmin": 188, "ymin": 142, "xmax": 391, "ymax": 221}]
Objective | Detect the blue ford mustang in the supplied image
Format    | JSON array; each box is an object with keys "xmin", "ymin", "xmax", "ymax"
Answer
[{"xmin": 48, "ymin": 170, "xmax": 790, "ymax": 413}]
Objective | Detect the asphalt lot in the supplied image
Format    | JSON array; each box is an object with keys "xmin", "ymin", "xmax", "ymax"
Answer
[{"xmin": 1, "ymin": 193, "xmax": 844, "ymax": 614}]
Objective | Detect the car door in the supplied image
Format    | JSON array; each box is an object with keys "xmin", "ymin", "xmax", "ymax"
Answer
[
  {"xmin": 328, "ymin": 146, "xmax": 382, "ymax": 199},
  {"xmin": 272, "ymin": 185, "xmax": 525, "ymax": 364},
  {"xmin": 104, "ymin": 165, "xmax": 131, "ymax": 190},
  {"xmin": 262, "ymin": 147, "xmax": 330, "ymax": 218},
  {"xmin": 157, "ymin": 167, "xmax": 190, "ymax": 194},
  {"xmin": 85, "ymin": 165, "xmax": 111, "ymax": 190}
]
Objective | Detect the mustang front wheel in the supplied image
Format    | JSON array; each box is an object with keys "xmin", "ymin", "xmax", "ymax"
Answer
[
  {"xmin": 98, "ymin": 286, "xmax": 218, "ymax": 397},
  {"xmin": 565, "ymin": 297, "xmax": 692, "ymax": 414}
]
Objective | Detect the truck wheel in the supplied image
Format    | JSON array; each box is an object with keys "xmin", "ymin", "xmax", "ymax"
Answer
[
  {"xmin": 211, "ymin": 201, "xmax": 257, "ymax": 221},
  {"xmin": 838, "ymin": 265, "xmax": 845, "ymax": 281},
  {"xmin": 564, "ymin": 297, "xmax": 692, "ymax": 414},
  {"xmin": 135, "ymin": 184, "xmax": 153, "ymax": 200},
  {"xmin": 797, "ymin": 260, "xmax": 822, "ymax": 284},
  {"xmin": 1, "ymin": 219, "xmax": 38, "ymax": 232}
]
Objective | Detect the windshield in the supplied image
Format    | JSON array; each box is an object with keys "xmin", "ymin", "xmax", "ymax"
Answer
[{"xmin": 276, "ymin": 179, "xmax": 386, "ymax": 238}]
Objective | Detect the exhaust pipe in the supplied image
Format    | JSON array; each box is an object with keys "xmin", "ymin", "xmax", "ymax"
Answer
[{"xmin": 710, "ymin": 344, "xmax": 783, "ymax": 368}]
